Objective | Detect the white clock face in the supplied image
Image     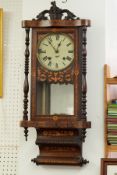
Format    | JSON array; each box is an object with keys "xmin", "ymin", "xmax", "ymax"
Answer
[{"xmin": 37, "ymin": 33, "xmax": 74, "ymax": 71}]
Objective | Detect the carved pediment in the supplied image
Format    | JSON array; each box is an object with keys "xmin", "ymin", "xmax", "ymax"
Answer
[{"xmin": 36, "ymin": 1, "xmax": 79, "ymax": 20}]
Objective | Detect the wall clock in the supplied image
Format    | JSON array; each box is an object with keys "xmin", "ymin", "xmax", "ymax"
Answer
[{"xmin": 20, "ymin": 1, "xmax": 91, "ymax": 166}]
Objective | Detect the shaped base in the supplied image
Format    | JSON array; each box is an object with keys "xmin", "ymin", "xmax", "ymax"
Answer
[{"xmin": 32, "ymin": 138, "xmax": 89, "ymax": 166}]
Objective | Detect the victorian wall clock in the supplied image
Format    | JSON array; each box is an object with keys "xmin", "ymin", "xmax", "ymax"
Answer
[{"xmin": 20, "ymin": 1, "xmax": 91, "ymax": 166}]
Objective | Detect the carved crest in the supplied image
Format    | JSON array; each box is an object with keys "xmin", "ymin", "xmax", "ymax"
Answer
[{"xmin": 36, "ymin": 1, "xmax": 79, "ymax": 20}]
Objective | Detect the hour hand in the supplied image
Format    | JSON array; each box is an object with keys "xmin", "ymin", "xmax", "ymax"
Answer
[{"xmin": 56, "ymin": 40, "xmax": 63, "ymax": 52}]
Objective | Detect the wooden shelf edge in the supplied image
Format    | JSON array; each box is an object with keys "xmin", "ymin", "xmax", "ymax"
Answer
[
  {"xmin": 20, "ymin": 120, "xmax": 91, "ymax": 129},
  {"xmin": 107, "ymin": 145, "xmax": 117, "ymax": 152},
  {"xmin": 104, "ymin": 65, "xmax": 117, "ymax": 84},
  {"xmin": 106, "ymin": 78, "xmax": 117, "ymax": 84}
]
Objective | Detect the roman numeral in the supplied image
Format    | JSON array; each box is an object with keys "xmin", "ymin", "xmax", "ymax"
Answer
[
  {"xmin": 66, "ymin": 56, "xmax": 72, "ymax": 61},
  {"xmin": 43, "ymin": 56, "xmax": 48, "ymax": 61},
  {"xmin": 63, "ymin": 38, "xmax": 66, "ymax": 42},
  {"xmin": 63, "ymin": 62, "xmax": 66, "ymax": 66},
  {"xmin": 38, "ymin": 49, "xmax": 46, "ymax": 53},
  {"xmin": 42, "ymin": 43, "xmax": 48, "ymax": 46},
  {"xmin": 48, "ymin": 36, "xmax": 52, "ymax": 42},
  {"xmin": 48, "ymin": 57, "xmax": 52, "ymax": 60},
  {"xmin": 48, "ymin": 61, "xmax": 52, "ymax": 66},
  {"xmin": 56, "ymin": 63, "xmax": 58, "ymax": 68},
  {"xmin": 68, "ymin": 50, "xmax": 73, "ymax": 53},
  {"xmin": 67, "ymin": 43, "xmax": 71, "ymax": 47},
  {"xmin": 56, "ymin": 34, "xmax": 60, "ymax": 40}
]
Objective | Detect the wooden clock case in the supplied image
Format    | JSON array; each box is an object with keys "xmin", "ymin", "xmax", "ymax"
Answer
[{"xmin": 20, "ymin": 1, "xmax": 91, "ymax": 166}]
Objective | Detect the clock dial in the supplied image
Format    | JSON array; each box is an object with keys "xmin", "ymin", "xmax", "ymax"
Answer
[{"xmin": 37, "ymin": 33, "xmax": 74, "ymax": 71}]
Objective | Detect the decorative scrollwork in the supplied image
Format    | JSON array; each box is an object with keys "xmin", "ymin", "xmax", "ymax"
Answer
[
  {"xmin": 39, "ymin": 130, "xmax": 76, "ymax": 136},
  {"xmin": 36, "ymin": 1, "xmax": 79, "ymax": 20},
  {"xmin": 37, "ymin": 67, "xmax": 74, "ymax": 84}
]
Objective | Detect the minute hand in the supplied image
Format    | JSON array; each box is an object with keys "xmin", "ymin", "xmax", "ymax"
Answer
[{"xmin": 48, "ymin": 40, "xmax": 57, "ymax": 52}]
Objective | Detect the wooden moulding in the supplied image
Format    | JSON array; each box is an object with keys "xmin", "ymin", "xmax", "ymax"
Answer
[
  {"xmin": 20, "ymin": 119, "xmax": 91, "ymax": 129},
  {"xmin": 32, "ymin": 156, "xmax": 87, "ymax": 166},
  {"xmin": 22, "ymin": 19, "xmax": 91, "ymax": 28},
  {"xmin": 101, "ymin": 158, "xmax": 117, "ymax": 175}
]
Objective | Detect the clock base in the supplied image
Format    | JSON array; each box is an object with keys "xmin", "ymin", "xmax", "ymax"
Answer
[
  {"xmin": 31, "ymin": 129, "xmax": 89, "ymax": 166},
  {"xmin": 20, "ymin": 123, "xmax": 91, "ymax": 166}
]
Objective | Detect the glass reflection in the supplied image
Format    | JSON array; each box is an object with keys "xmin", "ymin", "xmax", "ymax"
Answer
[{"xmin": 36, "ymin": 82, "xmax": 74, "ymax": 115}]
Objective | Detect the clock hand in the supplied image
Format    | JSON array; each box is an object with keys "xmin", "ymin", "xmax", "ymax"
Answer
[
  {"xmin": 48, "ymin": 40, "xmax": 57, "ymax": 53},
  {"xmin": 56, "ymin": 40, "xmax": 63, "ymax": 51}
]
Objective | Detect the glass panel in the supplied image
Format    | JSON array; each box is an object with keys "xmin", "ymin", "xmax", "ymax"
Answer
[
  {"xmin": 36, "ymin": 82, "xmax": 50, "ymax": 115},
  {"xmin": 36, "ymin": 82, "xmax": 74, "ymax": 115},
  {"xmin": 51, "ymin": 84, "xmax": 74, "ymax": 115},
  {"xmin": 107, "ymin": 165, "xmax": 117, "ymax": 175}
]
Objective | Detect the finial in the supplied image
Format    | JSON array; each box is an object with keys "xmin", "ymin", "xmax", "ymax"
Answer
[
  {"xmin": 51, "ymin": 0, "xmax": 67, "ymax": 4},
  {"xmin": 51, "ymin": 1, "xmax": 56, "ymax": 6}
]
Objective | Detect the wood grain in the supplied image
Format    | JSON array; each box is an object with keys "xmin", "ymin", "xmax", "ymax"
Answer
[{"xmin": 22, "ymin": 19, "xmax": 91, "ymax": 28}]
